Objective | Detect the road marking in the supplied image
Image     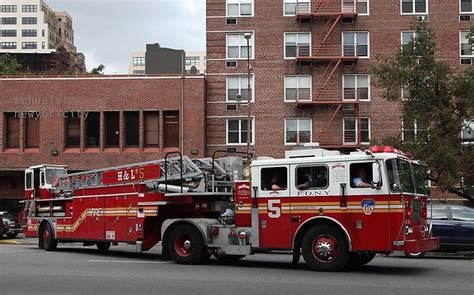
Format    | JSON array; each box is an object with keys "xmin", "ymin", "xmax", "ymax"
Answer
[
  {"xmin": 0, "ymin": 240, "xmax": 20, "ymax": 245},
  {"xmin": 88, "ymin": 259, "xmax": 169, "ymax": 264}
]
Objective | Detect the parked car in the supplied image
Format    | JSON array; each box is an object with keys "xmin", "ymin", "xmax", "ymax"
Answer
[
  {"xmin": 405, "ymin": 204, "xmax": 474, "ymax": 257},
  {"xmin": 0, "ymin": 211, "xmax": 21, "ymax": 239}
]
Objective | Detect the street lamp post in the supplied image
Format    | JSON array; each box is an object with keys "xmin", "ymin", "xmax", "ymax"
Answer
[{"xmin": 244, "ymin": 33, "xmax": 252, "ymax": 157}]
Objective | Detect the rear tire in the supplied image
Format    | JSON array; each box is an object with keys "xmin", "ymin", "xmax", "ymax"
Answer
[
  {"xmin": 168, "ymin": 224, "xmax": 206, "ymax": 265},
  {"xmin": 349, "ymin": 252, "xmax": 376, "ymax": 267},
  {"xmin": 97, "ymin": 242, "xmax": 111, "ymax": 252},
  {"xmin": 42, "ymin": 223, "xmax": 57, "ymax": 251},
  {"xmin": 301, "ymin": 225, "xmax": 349, "ymax": 272},
  {"xmin": 404, "ymin": 251, "xmax": 426, "ymax": 258},
  {"xmin": 6, "ymin": 232, "xmax": 18, "ymax": 239}
]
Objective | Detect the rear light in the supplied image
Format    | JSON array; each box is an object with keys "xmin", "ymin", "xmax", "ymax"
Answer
[{"xmin": 405, "ymin": 201, "xmax": 412, "ymax": 219}]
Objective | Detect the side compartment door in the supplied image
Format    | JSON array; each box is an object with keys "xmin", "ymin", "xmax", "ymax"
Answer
[
  {"xmin": 115, "ymin": 195, "xmax": 129, "ymax": 242},
  {"xmin": 255, "ymin": 165, "xmax": 291, "ymax": 249},
  {"xmin": 127, "ymin": 194, "xmax": 138, "ymax": 241},
  {"xmin": 104, "ymin": 196, "xmax": 117, "ymax": 242},
  {"xmin": 72, "ymin": 197, "xmax": 88, "ymax": 239},
  {"xmin": 87, "ymin": 196, "xmax": 105, "ymax": 240}
]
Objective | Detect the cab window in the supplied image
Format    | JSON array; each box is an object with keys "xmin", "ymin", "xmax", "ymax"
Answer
[
  {"xmin": 296, "ymin": 166, "xmax": 328, "ymax": 190},
  {"xmin": 350, "ymin": 163, "xmax": 374, "ymax": 188},
  {"xmin": 261, "ymin": 167, "xmax": 288, "ymax": 191},
  {"xmin": 25, "ymin": 172, "xmax": 33, "ymax": 190}
]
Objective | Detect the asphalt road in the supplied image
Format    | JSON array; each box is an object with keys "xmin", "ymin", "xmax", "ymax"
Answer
[{"xmin": 1, "ymin": 238, "xmax": 473, "ymax": 295}]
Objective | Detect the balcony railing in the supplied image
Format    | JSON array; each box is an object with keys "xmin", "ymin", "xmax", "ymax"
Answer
[
  {"xmin": 295, "ymin": 0, "xmax": 357, "ymax": 16},
  {"xmin": 296, "ymin": 44, "xmax": 360, "ymax": 60}
]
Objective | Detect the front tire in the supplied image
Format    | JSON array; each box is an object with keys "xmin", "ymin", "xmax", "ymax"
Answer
[
  {"xmin": 97, "ymin": 242, "xmax": 111, "ymax": 252},
  {"xmin": 301, "ymin": 225, "xmax": 349, "ymax": 272},
  {"xmin": 404, "ymin": 251, "xmax": 426, "ymax": 258},
  {"xmin": 168, "ymin": 224, "xmax": 206, "ymax": 265},
  {"xmin": 41, "ymin": 223, "xmax": 57, "ymax": 251}
]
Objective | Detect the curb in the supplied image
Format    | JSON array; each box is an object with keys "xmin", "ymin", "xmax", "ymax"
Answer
[{"xmin": 0, "ymin": 240, "xmax": 20, "ymax": 245}]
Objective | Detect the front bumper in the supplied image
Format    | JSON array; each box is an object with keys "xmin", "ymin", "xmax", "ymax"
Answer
[{"xmin": 404, "ymin": 237, "xmax": 440, "ymax": 253}]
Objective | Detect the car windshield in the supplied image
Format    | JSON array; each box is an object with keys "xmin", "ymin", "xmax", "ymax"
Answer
[
  {"xmin": 386, "ymin": 158, "xmax": 414, "ymax": 194},
  {"xmin": 45, "ymin": 168, "xmax": 67, "ymax": 184},
  {"xmin": 451, "ymin": 207, "xmax": 474, "ymax": 222}
]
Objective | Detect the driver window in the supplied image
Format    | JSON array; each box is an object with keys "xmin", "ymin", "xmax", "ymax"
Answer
[
  {"xmin": 350, "ymin": 163, "xmax": 374, "ymax": 188},
  {"xmin": 261, "ymin": 167, "xmax": 288, "ymax": 191},
  {"xmin": 40, "ymin": 171, "xmax": 45, "ymax": 187},
  {"xmin": 296, "ymin": 166, "xmax": 328, "ymax": 190}
]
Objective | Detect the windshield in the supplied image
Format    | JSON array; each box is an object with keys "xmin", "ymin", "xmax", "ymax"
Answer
[
  {"xmin": 413, "ymin": 164, "xmax": 428, "ymax": 195},
  {"xmin": 45, "ymin": 168, "xmax": 67, "ymax": 185},
  {"xmin": 386, "ymin": 158, "xmax": 414, "ymax": 194}
]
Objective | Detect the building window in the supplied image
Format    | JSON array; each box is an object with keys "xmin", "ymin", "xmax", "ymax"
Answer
[
  {"xmin": 104, "ymin": 112, "xmax": 120, "ymax": 148},
  {"xmin": 402, "ymin": 119, "xmax": 427, "ymax": 143},
  {"xmin": 227, "ymin": 118, "xmax": 254, "ymax": 145},
  {"xmin": 25, "ymin": 116, "xmax": 40, "ymax": 149},
  {"xmin": 0, "ymin": 5, "xmax": 17, "ymax": 13},
  {"xmin": 342, "ymin": 32, "xmax": 369, "ymax": 57},
  {"xmin": 401, "ymin": 31, "xmax": 418, "ymax": 46},
  {"xmin": 144, "ymin": 111, "xmax": 159, "ymax": 147},
  {"xmin": 5, "ymin": 113, "xmax": 20, "ymax": 149},
  {"xmin": 124, "ymin": 111, "xmax": 139, "ymax": 147},
  {"xmin": 185, "ymin": 56, "xmax": 200, "ymax": 66},
  {"xmin": 227, "ymin": 0, "xmax": 254, "ymax": 17},
  {"xmin": 284, "ymin": 75, "xmax": 311, "ymax": 102},
  {"xmin": 22, "ymin": 29, "xmax": 37, "ymax": 37},
  {"xmin": 343, "ymin": 75, "xmax": 370, "ymax": 100},
  {"xmin": 164, "ymin": 111, "xmax": 180, "ymax": 148},
  {"xmin": 65, "ymin": 115, "xmax": 80, "ymax": 148},
  {"xmin": 1, "ymin": 42, "xmax": 17, "ymax": 50},
  {"xmin": 0, "ymin": 30, "xmax": 16, "ymax": 37},
  {"xmin": 22, "ymin": 5, "xmax": 38, "ymax": 12},
  {"xmin": 227, "ymin": 75, "xmax": 254, "ymax": 102},
  {"xmin": 461, "ymin": 120, "xmax": 474, "ymax": 143},
  {"xmin": 22, "ymin": 17, "xmax": 37, "ymax": 25},
  {"xmin": 22, "ymin": 42, "xmax": 37, "ymax": 49},
  {"xmin": 285, "ymin": 32, "xmax": 311, "ymax": 59},
  {"xmin": 460, "ymin": 31, "xmax": 473, "ymax": 57},
  {"xmin": 85, "ymin": 112, "xmax": 100, "ymax": 148},
  {"xmin": 285, "ymin": 118, "xmax": 312, "ymax": 145},
  {"xmin": 133, "ymin": 57, "xmax": 145, "ymax": 66},
  {"xmin": 461, "ymin": 0, "xmax": 474, "ymax": 13},
  {"xmin": 401, "ymin": 0, "xmax": 428, "ymax": 14},
  {"xmin": 133, "ymin": 70, "xmax": 145, "ymax": 75},
  {"xmin": 344, "ymin": 118, "xmax": 370, "ymax": 144},
  {"xmin": 284, "ymin": 0, "xmax": 310, "ymax": 16},
  {"xmin": 357, "ymin": 0, "xmax": 369, "ymax": 15},
  {"xmin": 1, "ymin": 17, "xmax": 17, "ymax": 25},
  {"xmin": 226, "ymin": 33, "xmax": 254, "ymax": 59}
]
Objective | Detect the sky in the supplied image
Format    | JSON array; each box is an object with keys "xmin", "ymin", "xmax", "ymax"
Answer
[{"xmin": 47, "ymin": 0, "xmax": 206, "ymax": 74}]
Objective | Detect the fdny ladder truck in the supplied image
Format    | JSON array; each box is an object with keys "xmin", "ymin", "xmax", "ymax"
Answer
[{"xmin": 23, "ymin": 147, "xmax": 439, "ymax": 271}]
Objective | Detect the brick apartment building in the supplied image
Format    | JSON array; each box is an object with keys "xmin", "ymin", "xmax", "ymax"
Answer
[
  {"xmin": 206, "ymin": 0, "xmax": 473, "ymax": 157},
  {"xmin": 0, "ymin": 75, "xmax": 206, "ymax": 209}
]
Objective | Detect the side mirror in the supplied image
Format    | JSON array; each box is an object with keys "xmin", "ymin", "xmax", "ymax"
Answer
[
  {"xmin": 391, "ymin": 183, "xmax": 401, "ymax": 193},
  {"xmin": 372, "ymin": 162, "xmax": 382, "ymax": 189}
]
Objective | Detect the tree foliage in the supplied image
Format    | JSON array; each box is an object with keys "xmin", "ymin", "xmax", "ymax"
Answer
[
  {"xmin": 0, "ymin": 54, "xmax": 22, "ymax": 75},
  {"xmin": 372, "ymin": 21, "xmax": 474, "ymax": 200},
  {"xmin": 90, "ymin": 64, "xmax": 105, "ymax": 75}
]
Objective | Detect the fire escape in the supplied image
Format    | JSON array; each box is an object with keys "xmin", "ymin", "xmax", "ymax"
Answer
[{"xmin": 294, "ymin": 0, "xmax": 362, "ymax": 149}]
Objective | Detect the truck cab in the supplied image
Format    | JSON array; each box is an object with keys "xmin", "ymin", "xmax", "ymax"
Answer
[{"xmin": 24, "ymin": 165, "xmax": 68, "ymax": 200}]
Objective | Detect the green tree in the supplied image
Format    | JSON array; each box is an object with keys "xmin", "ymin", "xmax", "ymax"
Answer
[
  {"xmin": 0, "ymin": 54, "xmax": 22, "ymax": 75},
  {"xmin": 90, "ymin": 64, "xmax": 105, "ymax": 75},
  {"xmin": 372, "ymin": 21, "xmax": 474, "ymax": 201}
]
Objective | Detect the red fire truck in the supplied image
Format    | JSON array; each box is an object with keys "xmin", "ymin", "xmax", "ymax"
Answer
[{"xmin": 23, "ymin": 147, "xmax": 439, "ymax": 271}]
